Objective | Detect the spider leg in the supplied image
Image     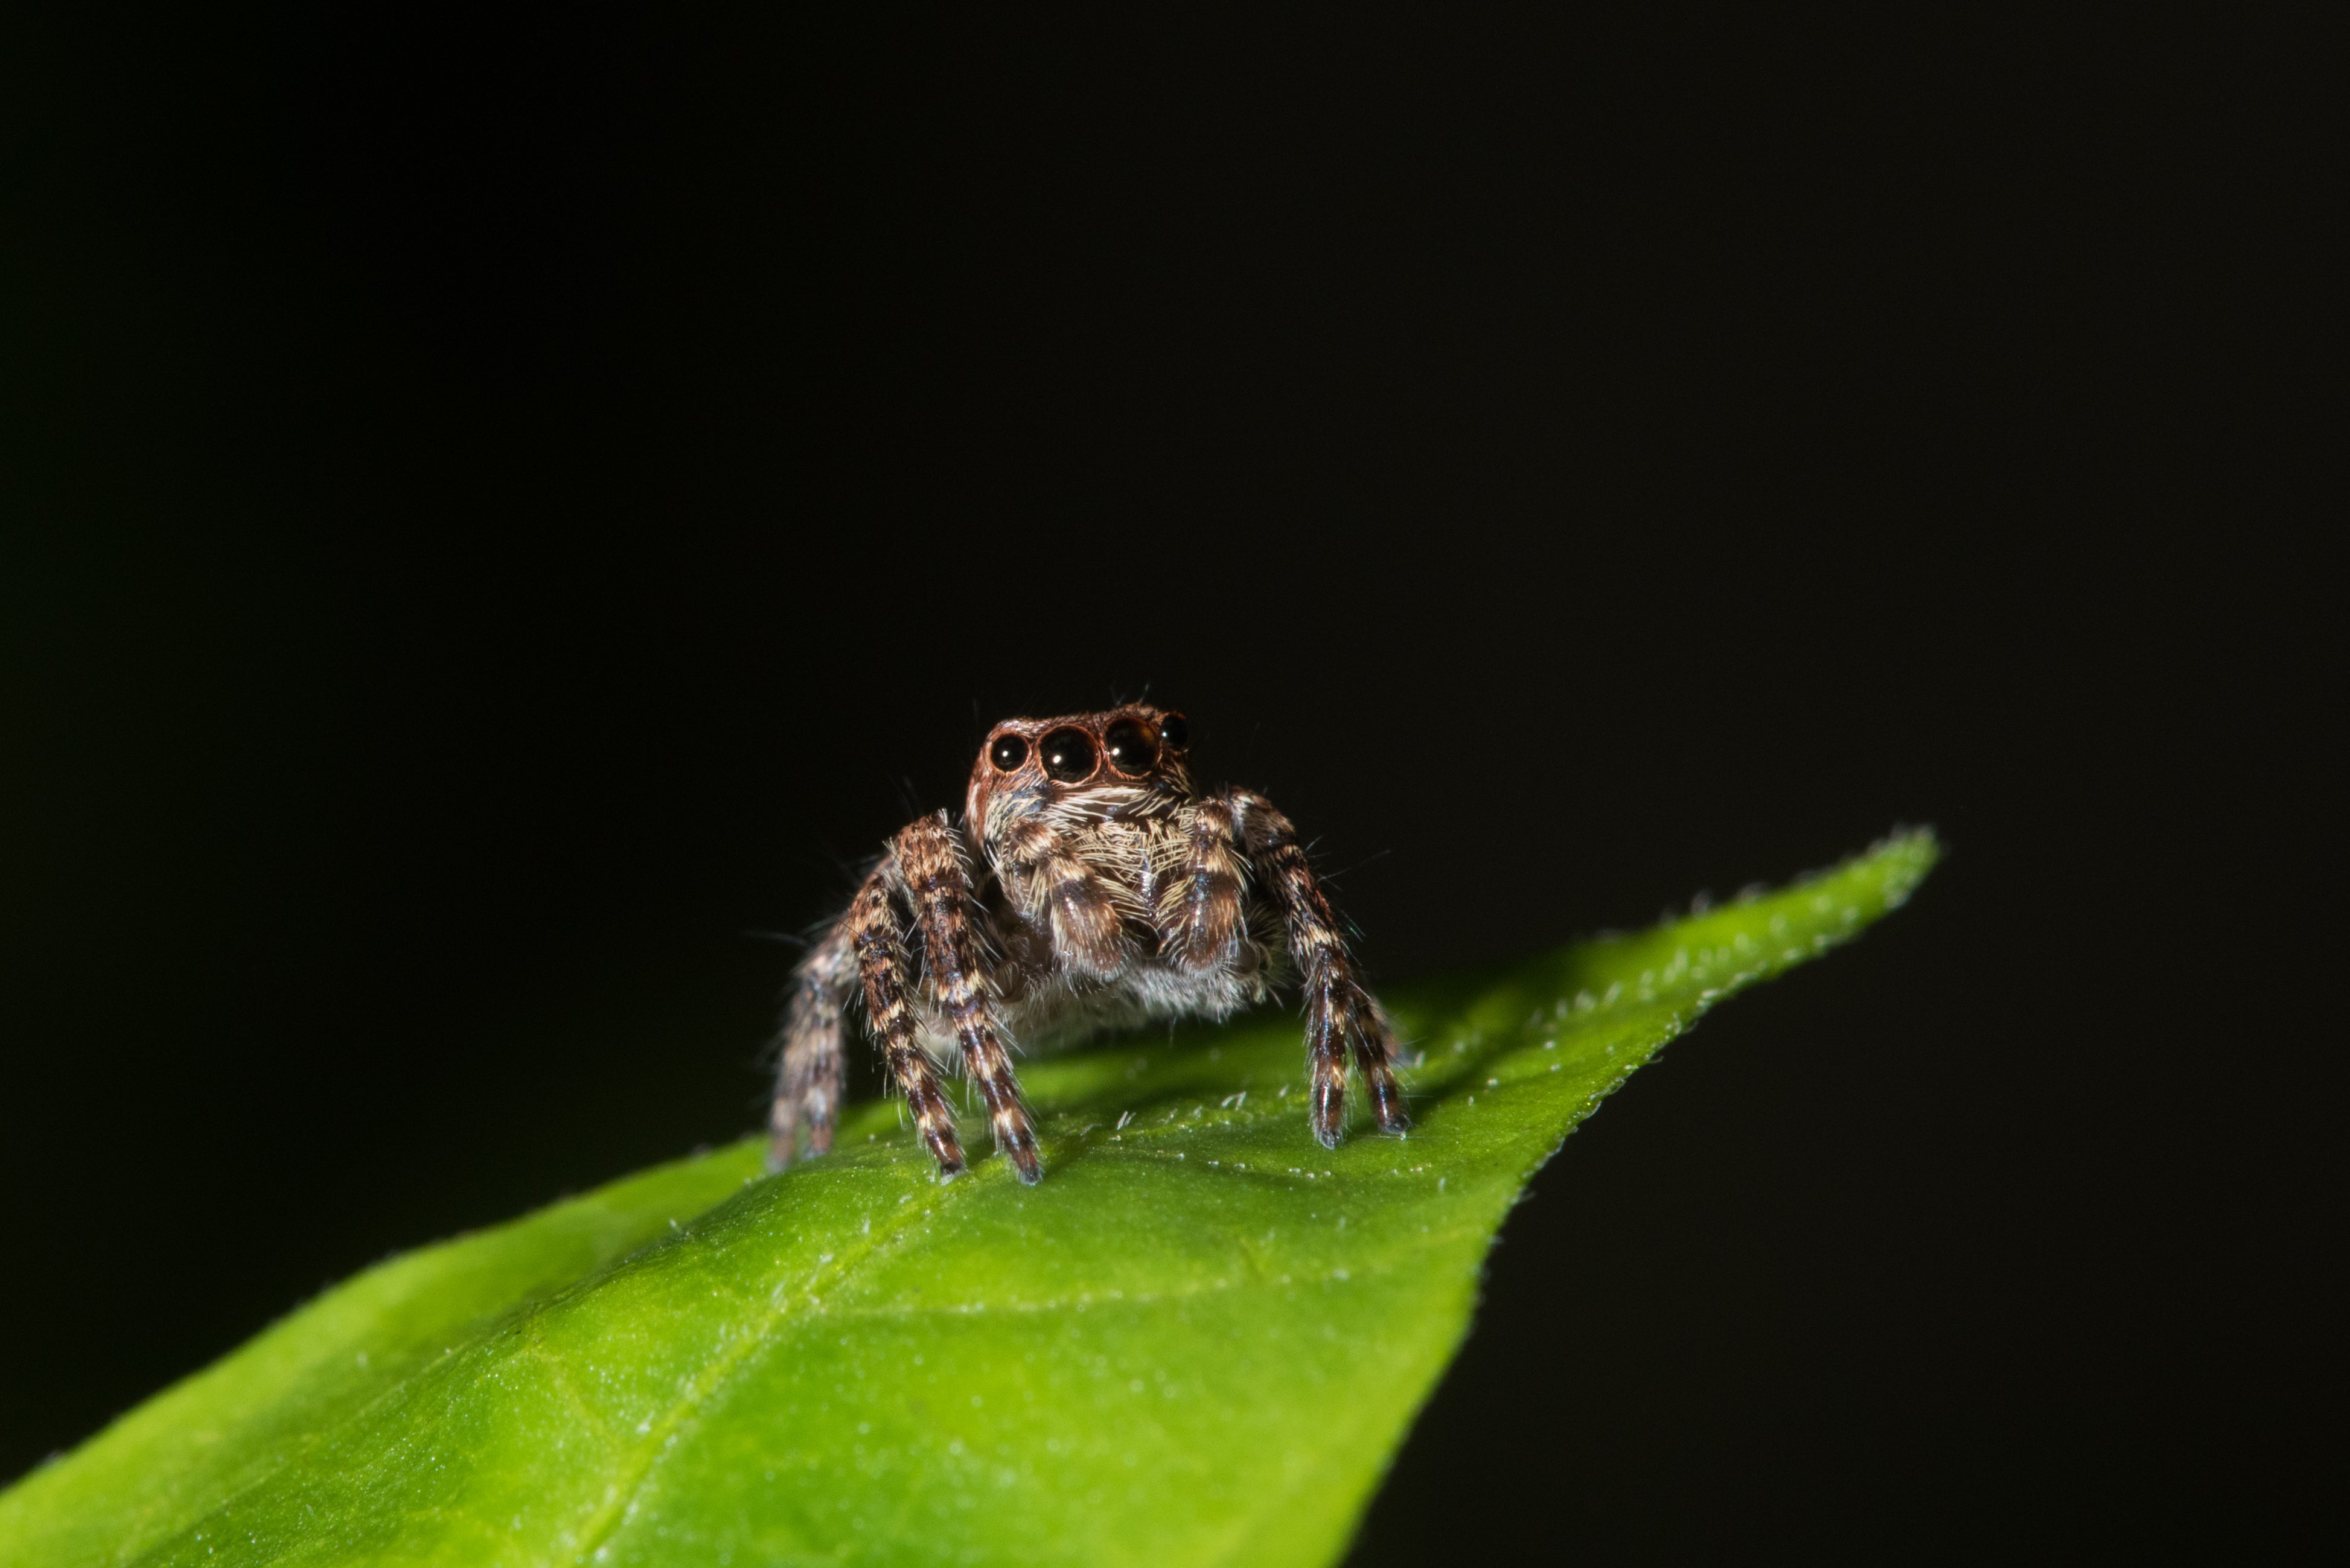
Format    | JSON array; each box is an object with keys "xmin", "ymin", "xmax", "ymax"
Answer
[
  {"xmin": 1233, "ymin": 789, "xmax": 1410, "ymax": 1146},
  {"xmin": 897, "ymin": 812, "xmax": 1043, "ymax": 1184},
  {"xmin": 848, "ymin": 856, "xmax": 968, "ymax": 1179},
  {"xmin": 765, "ymin": 918, "xmax": 854, "ymax": 1172}
]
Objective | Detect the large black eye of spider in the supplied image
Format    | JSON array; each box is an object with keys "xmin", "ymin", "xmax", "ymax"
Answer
[
  {"xmin": 1103, "ymin": 717, "xmax": 1159, "ymax": 775},
  {"xmin": 1157, "ymin": 712, "xmax": 1189, "ymax": 750},
  {"xmin": 988, "ymin": 734, "xmax": 1029, "ymax": 773},
  {"xmin": 1038, "ymin": 727, "xmax": 1098, "ymax": 783}
]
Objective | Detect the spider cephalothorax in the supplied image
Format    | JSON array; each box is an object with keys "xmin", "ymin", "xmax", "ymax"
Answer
[{"xmin": 766, "ymin": 706, "xmax": 1408, "ymax": 1184}]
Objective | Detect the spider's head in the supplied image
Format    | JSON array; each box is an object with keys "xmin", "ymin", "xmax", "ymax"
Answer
[{"xmin": 965, "ymin": 706, "xmax": 1192, "ymax": 827}]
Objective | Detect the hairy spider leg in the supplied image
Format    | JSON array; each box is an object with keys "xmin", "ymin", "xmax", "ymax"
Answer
[
  {"xmin": 849, "ymin": 862, "xmax": 968, "ymax": 1178},
  {"xmin": 898, "ymin": 814, "xmax": 1044, "ymax": 1184},
  {"xmin": 1235, "ymin": 789, "xmax": 1411, "ymax": 1145},
  {"xmin": 767, "ymin": 922, "xmax": 854, "ymax": 1171}
]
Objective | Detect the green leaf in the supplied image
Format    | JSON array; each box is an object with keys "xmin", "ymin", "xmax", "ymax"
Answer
[{"xmin": 2, "ymin": 832, "xmax": 1935, "ymax": 1567}]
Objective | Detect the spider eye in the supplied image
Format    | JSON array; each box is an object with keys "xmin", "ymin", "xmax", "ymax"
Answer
[
  {"xmin": 1103, "ymin": 717, "xmax": 1159, "ymax": 774},
  {"xmin": 1157, "ymin": 712, "xmax": 1189, "ymax": 750},
  {"xmin": 988, "ymin": 734, "xmax": 1029, "ymax": 773},
  {"xmin": 1038, "ymin": 727, "xmax": 1099, "ymax": 783},
  {"xmin": 1109, "ymin": 719, "xmax": 1165, "ymax": 776}
]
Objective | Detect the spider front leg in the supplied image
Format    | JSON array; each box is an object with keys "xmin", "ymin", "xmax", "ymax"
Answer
[
  {"xmin": 896, "ymin": 812, "xmax": 1043, "ymax": 1184},
  {"xmin": 766, "ymin": 921, "xmax": 853, "ymax": 1172},
  {"xmin": 1233, "ymin": 789, "xmax": 1410, "ymax": 1146},
  {"xmin": 847, "ymin": 859, "xmax": 970, "ymax": 1179}
]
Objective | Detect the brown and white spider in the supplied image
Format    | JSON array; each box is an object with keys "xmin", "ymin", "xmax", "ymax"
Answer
[{"xmin": 766, "ymin": 706, "xmax": 1409, "ymax": 1184}]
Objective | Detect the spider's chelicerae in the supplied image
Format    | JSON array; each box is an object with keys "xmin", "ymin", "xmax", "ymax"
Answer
[{"xmin": 767, "ymin": 706, "xmax": 1408, "ymax": 1184}]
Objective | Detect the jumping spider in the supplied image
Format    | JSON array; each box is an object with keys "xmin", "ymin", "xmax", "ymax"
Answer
[{"xmin": 767, "ymin": 706, "xmax": 1408, "ymax": 1184}]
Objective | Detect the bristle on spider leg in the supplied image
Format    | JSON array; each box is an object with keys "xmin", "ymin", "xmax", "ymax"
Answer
[
  {"xmin": 767, "ymin": 920, "xmax": 854, "ymax": 1171},
  {"xmin": 1308, "ymin": 984, "xmax": 1350, "ymax": 1148},
  {"xmin": 954, "ymin": 1014, "xmax": 1043, "ymax": 1184},
  {"xmin": 1349, "ymin": 995, "xmax": 1411, "ymax": 1136},
  {"xmin": 765, "ymin": 1085, "xmax": 799, "ymax": 1173},
  {"xmin": 898, "ymin": 811, "xmax": 1046, "ymax": 1184},
  {"xmin": 851, "ymin": 862, "xmax": 968, "ymax": 1179}
]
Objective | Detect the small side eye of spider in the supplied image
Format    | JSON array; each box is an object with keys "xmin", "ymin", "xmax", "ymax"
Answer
[{"xmin": 988, "ymin": 733, "xmax": 1029, "ymax": 773}]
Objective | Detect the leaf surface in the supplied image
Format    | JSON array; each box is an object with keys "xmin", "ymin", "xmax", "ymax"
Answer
[{"xmin": 0, "ymin": 833, "xmax": 1935, "ymax": 1566}]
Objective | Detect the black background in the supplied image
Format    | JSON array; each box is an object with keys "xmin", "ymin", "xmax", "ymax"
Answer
[{"xmin": 2, "ymin": 7, "xmax": 2306, "ymax": 1559}]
